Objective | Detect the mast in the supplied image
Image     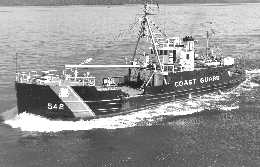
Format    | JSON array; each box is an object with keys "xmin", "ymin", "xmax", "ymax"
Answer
[
  {"xmin": 133, "ymin": 1, "xmax": 163, "ymax": 72},
  {"xmin": 146, "ymin": 16, "xmax": 163, "ymax": 71},
  {"xmin": 132, "ymin": 19, "xmax": 145, "ymax": 61}
]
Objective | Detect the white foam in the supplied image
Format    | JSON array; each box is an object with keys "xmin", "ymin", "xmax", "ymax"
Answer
[
  {"xmin": 229, "ymin": 69, "xmax": 260, "ymax": 94},
  {"xmin": 5, "ymin": 112, "xmax": 135, "ymax": 132},
  {"xmin": 4, "ymin": 92, "xmax": 235, "ymax": 132},
  {"xmin": 247, "ymin": 82, "xmax": 259, "ymax": 88},
  {"xmin": 4, "ymin": 93, "xmax": 231, "ymax": 133},
  {"xmin": 219, "ymin": 105, "xmax": 239, "ymax": 111},
  {"xmin": 246, "ymin": 69, "xmax": 260, "ymax": 74},
  {"xmin": 4, "ymin": 100, "xmax": 206, "ymax": 132},
  {"xmin": 235, "ymin": 79, "xmax": 259, "ymax": 93}
]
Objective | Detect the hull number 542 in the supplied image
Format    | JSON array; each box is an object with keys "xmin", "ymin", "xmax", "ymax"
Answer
[{"xmin": 47, "ymin": 103, "xmax": 64, "ymax": 110}]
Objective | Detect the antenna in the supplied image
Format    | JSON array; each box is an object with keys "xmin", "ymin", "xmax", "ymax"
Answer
[
  {"xmin": 201, "ymin": 21, "xmax": 215, "ymax": 58},
  {"xmin": 15, "ymin": 53, "xmax": 18, "ymax": 73}
]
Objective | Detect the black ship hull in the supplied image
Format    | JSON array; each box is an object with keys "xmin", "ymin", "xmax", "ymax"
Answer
[{"xmin": 15, "ymin": 66, "xmax": 245, "ymax": 120}]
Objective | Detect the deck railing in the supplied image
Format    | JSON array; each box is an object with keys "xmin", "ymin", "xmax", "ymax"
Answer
[
  {"xmin": 65, "ymin": 76, "xmax": 96, "ymax": 86},
  {"xmin": 16, "ymin": 72, "xmax": 96, "ymax": 86}
]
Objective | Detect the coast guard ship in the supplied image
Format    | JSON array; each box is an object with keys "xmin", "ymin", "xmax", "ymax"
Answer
[{"xmin": 15, "ymin": 2, "xmax": 245, "ymax": 120}]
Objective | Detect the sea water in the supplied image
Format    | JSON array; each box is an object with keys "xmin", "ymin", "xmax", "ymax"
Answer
[{"xmin": 0, "ymin": 4, "xmax": 259, "ymax": 167}]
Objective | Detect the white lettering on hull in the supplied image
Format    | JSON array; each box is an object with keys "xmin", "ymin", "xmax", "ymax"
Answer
[
  {"xmin": 175, "ymin": 79, "xmax": 196, "ymax": 87},
  {"xmin": 200, "ymin": 76, "xmax": 220, "ymax": 83},
  {"xmin": 48, "ymin": 103, "xmax": 64, "ymax": 110},
  {"xmin": 174, "ymin": 76, "xmax": 220, "ymax": 87}
]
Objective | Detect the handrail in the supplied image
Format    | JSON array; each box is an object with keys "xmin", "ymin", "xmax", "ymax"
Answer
[{"xmin": 65, "ymin": 64, "xmax": 141, "ymax": 68}]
